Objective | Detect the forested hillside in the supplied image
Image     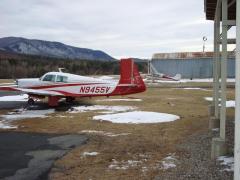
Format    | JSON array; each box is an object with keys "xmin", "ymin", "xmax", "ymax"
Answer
[{"xmin": 0, "ymin": 50, "xmax": 147, "ymax": 79}]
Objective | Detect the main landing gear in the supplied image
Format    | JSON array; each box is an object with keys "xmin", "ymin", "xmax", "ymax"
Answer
[{"xmin": 27, "ymin": 98, "xmax": 35, "ymax": 106}]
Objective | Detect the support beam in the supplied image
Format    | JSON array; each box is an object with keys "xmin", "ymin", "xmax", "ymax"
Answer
[
  {"xmin": 234, "ymin": 1, "xmax": 240, "ymax": 179},
  {"xmin": 220, "ymin": 0, "xmax": 228, "ymax": 141},
  {"xmin": 215, "ymin": 9, "xmax": 221, "ymax": 119},
  {"xmin": 222, "ymin": 20, "xmax": 236, "ymax": 26},
  {"xmin": 228, "ymin": 0, "xmax": 236, "ymax": 8},
  {"xmin": 219, "ymin": 38, "xmax": 236, "ymax": 44}
]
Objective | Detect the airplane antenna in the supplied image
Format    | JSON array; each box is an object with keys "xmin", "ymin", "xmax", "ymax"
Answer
[{"xmin": 58, "ymin": 68, "xmax": 65, "ymax": 72}]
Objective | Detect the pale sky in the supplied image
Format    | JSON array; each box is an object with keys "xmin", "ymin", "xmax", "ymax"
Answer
[{"xmin": 0, "ymin": 0, "xmax": 230, "ymax": 58}]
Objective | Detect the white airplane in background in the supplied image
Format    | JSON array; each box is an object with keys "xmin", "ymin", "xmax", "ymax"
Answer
[
  {"xmin": 0, "ymin": 59, "xmax": 146, "ymax": 106},
  {"xmin": 151, "ymin": 73, "xmax": 181, "ymax": 81},
  {"xmin": 148, "ymin": 63, "xmax": 181, "ymax": 81}
]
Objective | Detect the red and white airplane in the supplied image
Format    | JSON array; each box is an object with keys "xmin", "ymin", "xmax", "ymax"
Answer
[{"xmin": 0, "ymin": 59, "xmax": 146, "ymax": 106}]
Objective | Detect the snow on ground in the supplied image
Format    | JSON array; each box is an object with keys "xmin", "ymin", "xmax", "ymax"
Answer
[
  {"xmin": 68, "ymin": 105, "xmax": 136, "ymax": 114},
  {"xmin": 108, "ymin": 159, "xmax": 142, "ymax": 170},
  {"xmin": 204, "ymin": 97, "xmax": 235, "ymax": 108},
  {"xmin": 0, "ymin": 94, "xmax": 28, "ymax": 101},
  {"xmin": 0, "ymin": 108, "xmax": 55, "ymax": 129},
  {"xmin": 146, "ymin": 80, "xmax": 182, "ymax": 84},
  {"xmin": 80, "ymin": 130, "xmax": 130, "ymax": 137},
  {"xmin": 0, "ymin": 121, "xmax": 17, "ymax": 129},
  {"xmin": 82, "ymin": 152, "xmax": 99, "ymax": 156},
  {"xmin": 0, "ymin": 109, "xmax": 55, "ymax": 121},
  {"xmin": 181, "ymin": 78, "xmax": 235, "ymax": 83},
  {"xmin": 217, "ymin": 156, "xmax": 234, "ymax": 172},
  {"xmin": 93, "ymin": 111, "xmax": 180, "ymax": 124},
  {"xmin": 212, "ymin": 128, "xmax": 219, "ymax": 132},
  {"xmin": 225, "ymin": 101, "xmax": 235, "ymax": 108},
  {"xmin": 204, "ymin": 97, "xmax": 215, "ymax": 101},
  {"xmin": 96, "ymin": 98, "xmax": 142, "ymax": 102},
  {"xmin": 160, "ymin": 155, "xmax": 177, "ymax": 170},
  {"xmin": 146, "ymin": 78, "xmax": 235, "ymax": 84},
  {"xmin": 178, "ymin": 87, "xmax": 211, "ymax": 91}
]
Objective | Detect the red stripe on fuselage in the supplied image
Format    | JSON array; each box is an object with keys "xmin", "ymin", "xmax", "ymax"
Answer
[{"xmin": 27, "ymin": 82, "xmax": 106, "ymax": 89}]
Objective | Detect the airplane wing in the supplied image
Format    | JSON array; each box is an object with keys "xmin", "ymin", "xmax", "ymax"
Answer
[{"xmin": 0, "ymin": 86, "xmax": 64, "ymax": 96}]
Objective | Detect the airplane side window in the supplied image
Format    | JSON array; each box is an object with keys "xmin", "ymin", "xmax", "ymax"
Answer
[
  {"xmin": 63, "ymin": 76, "xmax": 68, "ymax": 82},
  {"xmin": 42, "ymin": 75, "xmax": 56, "ymax": 82},
  {"xmin": 56, "ymin": 75, "xmax": 68, "ymax": 83}
]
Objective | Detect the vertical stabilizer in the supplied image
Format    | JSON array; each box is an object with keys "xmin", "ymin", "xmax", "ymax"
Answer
[{"xmin": 119, "ymin": 58, "xmax": 146, "ymax": 89}]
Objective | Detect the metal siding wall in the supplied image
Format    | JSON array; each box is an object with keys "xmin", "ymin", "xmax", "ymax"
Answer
[{"xmin": 152, "ymin": 58, "xmax": 235, "ymax": 78}]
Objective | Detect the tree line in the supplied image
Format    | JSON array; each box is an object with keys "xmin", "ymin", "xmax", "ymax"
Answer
[{"xmin": 0, "ymin": 52, "xmax": 147, "ymax": 79}]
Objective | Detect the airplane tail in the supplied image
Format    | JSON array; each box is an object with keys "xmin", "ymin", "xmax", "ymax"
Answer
[
  {"xmin": 118, "ymin": 58, "xmax": 146, "ymax": 92},
  {"xmin": 173, "ymin": 74, "xmax": 181, "ymax": 81}
]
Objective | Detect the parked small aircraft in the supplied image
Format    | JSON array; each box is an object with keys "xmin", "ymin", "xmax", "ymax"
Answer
[
  {"xmin": 151, "ymin": 73, "xmax": 181, "ymax": 81},
  {"xmin": 0, "ymin": 59, "xmax": 146, "ymax": 106},
  {"xmin": 148, "ymin": 63, "xmax": 181, "ymax": 81}
]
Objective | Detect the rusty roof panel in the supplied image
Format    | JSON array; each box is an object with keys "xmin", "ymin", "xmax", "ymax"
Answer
[{"xmin": 152, "ymin": 51, "xmax": 235, "ymax": 59}]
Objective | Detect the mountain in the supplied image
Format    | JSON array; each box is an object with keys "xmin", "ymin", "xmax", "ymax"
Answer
[{"xmin": 0, "ymin": 37, "xmax": 115, "ymax": 61}]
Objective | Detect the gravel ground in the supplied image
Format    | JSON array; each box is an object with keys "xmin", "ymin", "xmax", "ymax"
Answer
[{"xmin": 155, "ymin": 119, "xmax": 234, "ymax": 180}]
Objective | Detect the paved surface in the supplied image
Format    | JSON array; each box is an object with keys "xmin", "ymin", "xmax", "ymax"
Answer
[
  {"xmin": 154, "ymin": 129, "xmax": 233, "ymax": 180},
  {"xmin": 0, "ymin": 132, "xmax": 88, "ymax": 180}
]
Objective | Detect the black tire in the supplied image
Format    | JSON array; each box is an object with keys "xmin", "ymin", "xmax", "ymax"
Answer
[{"xmin": 28, "ymin": 98, "xmax": 35, "ymax": 106}]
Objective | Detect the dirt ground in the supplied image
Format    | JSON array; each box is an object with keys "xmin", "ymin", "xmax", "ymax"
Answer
[{"xmin": 0, "ymin": 84, "xmax": 235, "ymax": 180}]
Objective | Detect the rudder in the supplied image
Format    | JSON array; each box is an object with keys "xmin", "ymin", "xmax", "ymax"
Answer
[{"xmin": 119, "ymin": 58, "xmax": 146, "ymax": 89}]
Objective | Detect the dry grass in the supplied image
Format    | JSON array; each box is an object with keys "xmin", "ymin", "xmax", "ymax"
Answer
[
  {"xmin": 0, "ymin": 79, "xmax": 15, "ymax": 83},
  {"xmin": 0, "ymin": 84, "xmax": 235, "ymax": 179}
]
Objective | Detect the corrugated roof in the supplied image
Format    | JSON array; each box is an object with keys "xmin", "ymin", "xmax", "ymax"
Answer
[
  {"xmin": 152, "ymin": 51, "xmax": 235, "ymax": 59},
  {"xmin": 205, "ymin": 0, "xmax": 236, "ymax": 20}
]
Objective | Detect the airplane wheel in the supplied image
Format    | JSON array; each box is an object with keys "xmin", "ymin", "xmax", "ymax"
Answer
[
  {"xmin": 28, "ymin": 98, "xmax": 35, "ymax": 106},
  {"xmin": 66, "ymin": 97, "xmax": 75, "ymax": 103}
]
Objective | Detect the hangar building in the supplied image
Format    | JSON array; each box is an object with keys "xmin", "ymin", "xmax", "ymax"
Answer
[{"xmin": 151, "ymin": 51, "xmax": 235, "ymax": 78}]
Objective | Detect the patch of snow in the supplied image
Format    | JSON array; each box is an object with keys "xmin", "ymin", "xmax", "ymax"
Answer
[
  {"xmin": 204, "ymin": 97, "xmax": 214, "ymax": 101},
  {"xmin": 0, "ymin": 121, "xmax": 17, "ymax": 129},
  {"xmin": 80, "ymin": 130, "xmax": 130, "ymax": 137},
  {"xmin": 147, "ymin": 80, "xmax": 182, "ymax": 84},
  {"xmin": 0, "ymin": 94, "xmax": 28, "ymax": 101},
  {"xmin": 176, "ymin": 87, "xmax": 210, "ymax": 91},
  {"xmin": 55, "ymin": 115, "xmax": 73, "ymax": 118},
  {"xmin": 96, "ymin": 98, "xmax": 142, "ymax": 102},
  {"xmin": 159, "ymin": 154, "xmax": 178, "ymax": 170},
  {"xmin": 82, "ymin": 152, "xmax": 99, "ymax": 156},
  {"xmin": 68, "ymin": 105, "xmax": 136, "ymax": 113},
  {"xmin": 226, "ymin": 101, "xmax": 235, "ymax": 108},
  {"xmin": 212, "ymin": 128, "xmax": 219, "ymax": 132},
  {"xmin": 204, "ymin": 97, "xmax": 235, "ymax": 108},
  {"xmin": 99, "ymin": 111, "xmax": 115, "ymax": 114},
  {"xmin": 93, "ymin": 111, "xmax": 180, "ymax": 124},
  {"xmin": 182, "ymin": 78, "xmax": 235, "ymax": 83},
  {"xmin": 146, "ymin": 78, "xmax": 235, "ymax": 84},
  {"xmin": 1, "ymin": 109, "xmax": 55, "ymax": 121},
  {"xmin": 204, "ymin": 97, "xmax": 222, "ymax": 102},
  {"xmin": 161, "ymin": 161, "xmax": 176, "ymax": 169},
  {"xmin": 217, "ymin": 156, "xmax": 234, "ymax": 172},
  {"xmin": 108, "ymin": 159, "xmax": 142, "ymax": 170}
]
